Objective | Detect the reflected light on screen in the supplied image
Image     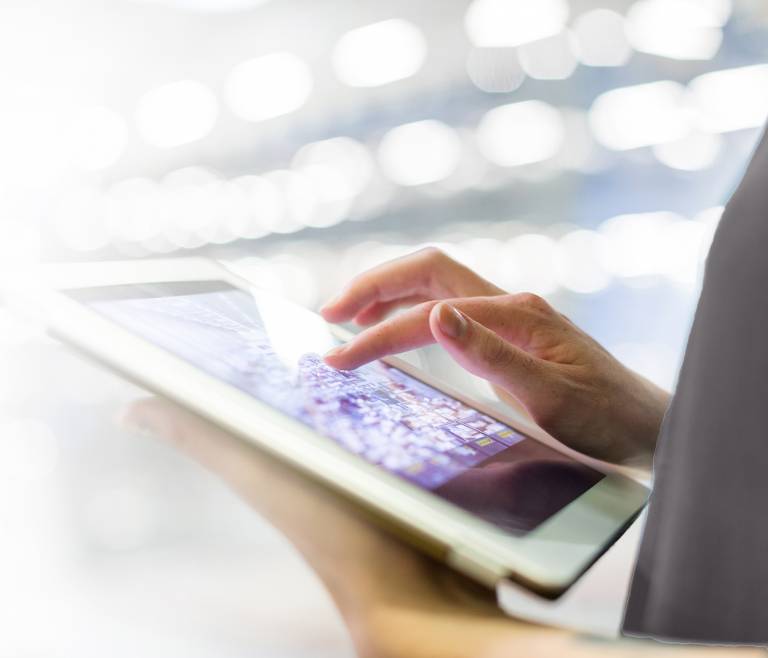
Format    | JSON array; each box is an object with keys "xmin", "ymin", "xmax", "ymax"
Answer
[
  {"xmin": 332, "ymin": 19, "xmax": 427, "ymax": 88},
  {"xmin": 465, "ymin": 0, "xmax": 569, "ymax": 47},
  {"xmin": 135, "ymin": 80, "xmax": 219, "ymax": 148},
  {"xmin": 226, "ymin": 52, "xmax": 313, "ymax": 122},
  {"xmin": 477, "ymin": 100, "xmax": 565, "ymax": 167},
  {"xmin": 378, "ymin": 120, "xmax": 462, "ymax": 186},
  {"xmin": 250, "ymin": 288, "xmax": 336, "ymax": 376}
]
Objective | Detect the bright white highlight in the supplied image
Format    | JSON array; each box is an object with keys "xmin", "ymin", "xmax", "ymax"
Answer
[
  {"xmin": 477, "ymin": 101, "xmax": 565, "ymax": 167},
  {"xmin": 555, "ymin": 230, "xmax": 611, "ymax": 294},
  {"xmin": 263, "ymin": 169, "xmax": 317, "ymax": 232},
  {"xmin": 653, "ymin": 131, "xmax": 722, "ymax": 171},
  {"xmin": 0, "ymin": 419, "xmax": 58, "ymax": 484},
  {"xmin": 589, "ymin": 81, "xmax": 689, "ymax": 150},
  {"xmin": 625, "ymin": 0, "xmax": 726, "ymax": 61},
  {"xmin": 465, "ymin": 0, "xmax": 569, "ymax": 47},
  {"xmin": 599, "ymin": 211, "xmax": 684, "ymax": 279},
  {"xmin": 332, "ymin": 19, "xmax": 427, "ymax": 88},
  {"xmin": 378, "ymin": 120, "xmax": 462, "ymax": 186},
  {"xmin": 226, "ymin": 52, "xmax": 313, "ymax": 122},
  {"xmin": 466, "ymin": 48, "xmax": 525, "ymax": 93},
  {"xmin": 572, "ymin": 9, "xmax": 632, "ymax": 67},
  {"xmin": 689, "ymin": 64, "xmax": 768, "ymax": 133},
  {"xmin": 502, "ymin": 234, "xmax": 559, "ymax": 295},
  {"xmin": 70, "ymin": 106, "xmax": 127, "ymax": 171},
  {"xmin": 518, "ymin": 31, "xmax": 578, "ymax": 80},
  {"xmin": 134, "ymin": 0, "xmax": 272, "ymax": 12},
  {"xmin": 232, "ymin": 175, "xmax": 284, "ymax": 234},
  {"xmin": 135, "ymin": 80, "xmax": 218, "ymax": 148},
  {"xmin": 293, "ymin": 137, "xmax": 374, "ymax": 199}
]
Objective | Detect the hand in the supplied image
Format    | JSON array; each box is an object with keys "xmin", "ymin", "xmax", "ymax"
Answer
[
  {"xmin": 123, "ymin": 398, "xmax": 759, "ymax": 658},
  {"xmin": 321, "ymin": 248, "xmax": 670, "ymax": 467},
  {"xmin": 122, "ymin": 396, "xmax": 537, "ymax": 658}
]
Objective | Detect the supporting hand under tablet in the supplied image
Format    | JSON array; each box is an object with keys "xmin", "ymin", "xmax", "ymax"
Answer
[
  {"xmin": 123, "ymin": 398, "xmax": 760, "ymax": 658},
  {"xmin": 321, "ymin": 248, "xmax": 670, "ymax": 467}
]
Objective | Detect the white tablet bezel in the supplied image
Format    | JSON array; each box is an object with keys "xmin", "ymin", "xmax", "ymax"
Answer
[{"xmin": 7, "ymin": 258, "xmax": 648, "ymax": 597}]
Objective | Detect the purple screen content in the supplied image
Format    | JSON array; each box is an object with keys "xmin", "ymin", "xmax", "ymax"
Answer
[{"xmin": 82, "ymin": 284, "xmax": 603, "ymax": 535}]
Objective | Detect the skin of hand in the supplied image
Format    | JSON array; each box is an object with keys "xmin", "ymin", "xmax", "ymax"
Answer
[
  {"xmin": 320, "ymin": 248, "xmax": 671, "ymax": 468},
  {"xmin": 122, "ymin": 397, "xmax": 761, "ymax": 658}
]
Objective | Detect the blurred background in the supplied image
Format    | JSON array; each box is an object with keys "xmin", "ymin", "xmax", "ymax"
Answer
[{"xmin": 1, "ymin": 0, "xmax": 767, "ymax": 655}]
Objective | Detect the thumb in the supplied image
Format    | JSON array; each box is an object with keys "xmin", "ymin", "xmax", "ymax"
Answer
[
  {"xmin": 121, "ymin": 396, "xmax": 259, "ymax": 481},
  {"xmin": 429, "ymin": 302, "xmax": 550, "ymax": 408}
]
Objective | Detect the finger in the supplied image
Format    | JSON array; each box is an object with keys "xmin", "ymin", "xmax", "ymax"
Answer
[
  {"xmin": 319, "ymin": 248, "xmax": 448, "ymax": 323},
  {"xmin": 325, "ymin": 300, "xmax": 439, "ymax": 369},
  {"xmin": 122, "ymin": 396, "xmax": 273, "ymax": 487},
  {"xmin": 353, "ymin": 294, "xmax": 427, "ymax": 326},
  {"xmin": 429, "ymin": 302, "xmax": 551, "ymax": 408},
  {"xmin": 321, "ymin": 247, "xmax": 503, "ymax": 323},
  {"xmin": 120, "ymin": 397, "xmax": 386, "ymax": 566},
  {"xmin": 121, "ymin": 397, "xmax": 336, "ymax": 522},
  {"xmin": 324, "ymin": 295, "xmax": 540, "ymax": 370}
]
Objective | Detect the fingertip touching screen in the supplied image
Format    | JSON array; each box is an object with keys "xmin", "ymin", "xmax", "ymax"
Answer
[{"xmin": 68, "ymin": 281, "xmax": 603, "ymax": 536}]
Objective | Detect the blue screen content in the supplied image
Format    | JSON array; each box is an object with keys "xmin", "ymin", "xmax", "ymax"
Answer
[{"xmin": 77, "ymin": 282, "xmax": 602, "ymax": 535}]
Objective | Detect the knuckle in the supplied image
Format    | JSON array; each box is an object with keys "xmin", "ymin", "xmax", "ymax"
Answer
[
  {"xmin": 419, "ymin": 246, "xmax": 446, "ymax": 263},
  {"xmin": 419, "ymin": 246, "xmax": 457, "ymax": 271},
  {"xmin": 513, "ymin": 292, "xmax": 550, "ymax": 311}
]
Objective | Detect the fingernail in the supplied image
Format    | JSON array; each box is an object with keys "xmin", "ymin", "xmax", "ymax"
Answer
[{"xmin": 437, "ymin": 303, "xmax": 466, "ymax": 339}]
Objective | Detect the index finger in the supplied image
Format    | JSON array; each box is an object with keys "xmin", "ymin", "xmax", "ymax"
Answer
[
  {"xmin": 319, "ymin": 248, "xmax": 445, "ymax": 323},
  {"xmin": 324, "ymin": 295, "xmax": 537, "ymax": 370}
]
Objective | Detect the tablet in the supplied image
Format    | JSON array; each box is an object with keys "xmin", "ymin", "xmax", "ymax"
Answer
[{"xmin": 8, "ymin": 258, "xmax": 648, "ymax": 598}]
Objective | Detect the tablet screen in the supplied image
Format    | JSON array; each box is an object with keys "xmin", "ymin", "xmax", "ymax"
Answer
[{"xmin": 69, "ymin": 281, "xmax": 603, "ymax": 535}]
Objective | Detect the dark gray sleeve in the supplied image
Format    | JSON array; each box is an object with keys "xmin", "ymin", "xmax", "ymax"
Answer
[{"xmin": 622, "ymin": 128, "xmax": 768, "ymax": 645}]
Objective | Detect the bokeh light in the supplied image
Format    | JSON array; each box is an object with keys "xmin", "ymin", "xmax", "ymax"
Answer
[
  {"xmin": 652, "ymin": 130, "xmax": 722, "ymax": 171},
  {"xmin": 226, "ymin": 52, "xmax": 313, "ymax": 122},
  {"xmin": 135, "ymin": 80, "xmax": 219, "ymax": 148},
  {"xmin": 589, "ymin": 81, "xmax": 690, "ymax": 150},
  {"xmin": 477, "ymin": 100, "xmax": 565, "ymax": 167},
  {"xmin": 69, "ymin": 106, "xmax": 128, "ymax": 171},
  {"xmin": 7, "ymin": 1, "xmax": 768, "ymax": 653},
  {"xmin": 571, "ymin": 9, "xmax": 632, "ymax": 67},
  {"xmin": 332, "ymin": 19, "xmax": 427, "ymax": 88},
  {"xmin": 625, "ymin": 0, "xmax": 726, "ymax": 61},
  {"xmin": 378, "ymin": 120, "xmax": 462, "ymax": 186},
  {"xmin": 465, "ymin": 0, "xmax": 569, "ymax": 47},
  {"xmin": 689, "ymin": 64, "xmax": 768, "ymax": 133},
  {"xmin": 518, "ymin": 31, "xmax": 578, "ymax": 80},
  {"xmin": 466, "ymin": 48, "xmax": 525, "ymax": 93}
]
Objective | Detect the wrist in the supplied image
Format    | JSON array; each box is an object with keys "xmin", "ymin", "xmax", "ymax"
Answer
[{"xmin": 618, "ymin": 372, "xmax": 671, "ymax": 468}]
